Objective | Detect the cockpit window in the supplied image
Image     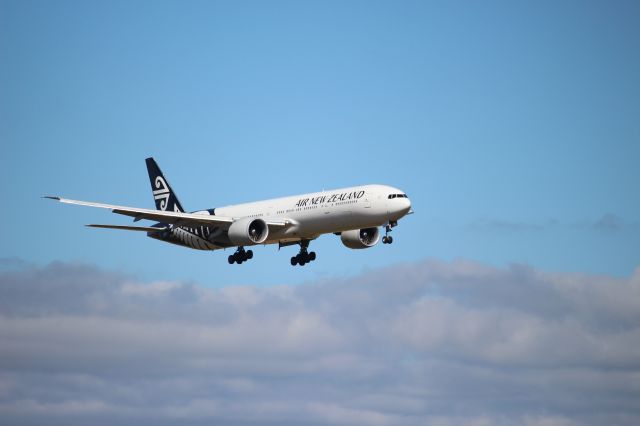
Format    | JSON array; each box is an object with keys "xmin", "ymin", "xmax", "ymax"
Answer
[{"xmin": 389, "ymin": 193, "xmax": 408, "ymax": 199}]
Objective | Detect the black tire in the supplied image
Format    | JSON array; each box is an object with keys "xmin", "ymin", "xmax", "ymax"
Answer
[
  {"xmin": 247, "ymin": 250, "xmax": 253, "ymax": 259},
  {"xmin": 309, "ymin": 251, "xmax": 316, "ymax": 261},
  {"xmin": 387, "ymin": 236, "xmax": 393, "ymax": 244},
  {"xmin": 291, "ymin": 257, "xmax": 298, "ymax": 266},
  {"xmin": 228, "ymin": 255, "xmax": 235, "ymax": 264},
  {"xmin": 382, "ymin": 236, "xmax": 388, "ymax": 244},
  {"xmin": 299, "ymin": 258, "xmax": 306, "ymax": 266}
]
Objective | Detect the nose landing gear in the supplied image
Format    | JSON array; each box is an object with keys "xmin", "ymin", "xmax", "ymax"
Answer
[
  {"xmin": 291, "ymin": 240, "xmax": 316, "ymax": 266},
  {"xmin": 228, "ymin": 247, "xmax": 253, "ymax": 264},
  {"xmin": 382, "ymin": 221, "xmax": 397, "ymax": 244}
]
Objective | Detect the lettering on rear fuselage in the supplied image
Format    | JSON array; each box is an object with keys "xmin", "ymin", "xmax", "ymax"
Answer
[{"xmin": 295, "ymin": 190, "xmax": 365, "ymax": 207}]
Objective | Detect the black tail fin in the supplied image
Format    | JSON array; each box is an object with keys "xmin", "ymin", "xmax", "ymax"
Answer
[{"xmin": 145, "ymin": 157, "xmax": 185, "ymax": 212}]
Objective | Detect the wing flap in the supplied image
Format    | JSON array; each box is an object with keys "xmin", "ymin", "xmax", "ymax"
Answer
[{"xmin": 86, "ymin": 224, "xmax": 164, "ymax": 232}]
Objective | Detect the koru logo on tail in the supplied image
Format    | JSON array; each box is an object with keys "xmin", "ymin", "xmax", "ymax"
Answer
[{"xmin": 153, "ymin": 176, "xmax": 178, "ymax": 211}]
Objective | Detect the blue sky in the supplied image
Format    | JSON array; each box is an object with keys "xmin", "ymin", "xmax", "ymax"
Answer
[
  {"xmin": 2, "ymin": 2, "xmax": 640, "ymax": 425},
  {"xmin": 2, "ymin": 0, "xmax": 639, "ymax": 285}
]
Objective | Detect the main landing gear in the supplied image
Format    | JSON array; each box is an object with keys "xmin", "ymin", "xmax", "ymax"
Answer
[
  {"xmin": 290, "ymin": 240, "xmax": 316, "ymax": 266},
  {"xmin": 382, "ymin": 221, "xmax": 397, "ymax": 244},
  {"xmin": 228, "ymin": 247, "xmax": 253, "ymax": 264}
]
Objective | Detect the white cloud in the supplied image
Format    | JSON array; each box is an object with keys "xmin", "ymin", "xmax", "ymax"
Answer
[{"xmin": 1, "ymin": 259, "xmax": 639, "ymax": 425}]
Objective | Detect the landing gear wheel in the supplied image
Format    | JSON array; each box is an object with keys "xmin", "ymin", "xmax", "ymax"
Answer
[
  {"xmin": 382, "ymin": 223, "xmax": 395, "ymax": 245},
  {"xmin": 291, "ymin": 240, "xmax": 317, "ymax": 266},
  {"xmin": 229, "ymin": 247, "xmax": 254, "ymax": 265}
]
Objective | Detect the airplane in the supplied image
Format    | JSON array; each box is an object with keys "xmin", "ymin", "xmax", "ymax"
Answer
[{"xmin": 45, "ymin": 158, "xmax": 413, "ymax": 266}]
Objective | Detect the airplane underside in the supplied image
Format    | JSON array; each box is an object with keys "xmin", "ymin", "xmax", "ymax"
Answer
[{"xmin": 150, "ymin": 214, "xmax": 401, "ymax": 267}]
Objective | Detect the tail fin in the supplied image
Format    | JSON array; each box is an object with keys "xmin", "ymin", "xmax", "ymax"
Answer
[{"xmin": 145, "ymin": 157, "xmax": 185, "ymax": 212}]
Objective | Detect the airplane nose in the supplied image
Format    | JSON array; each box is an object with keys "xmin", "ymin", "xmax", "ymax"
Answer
[
  {"xmin": 400, "ymin": 198, "xmax": 411, "ymax": 215},
  {"xmin": 391, "ymin": 198, "xmax": 411, "ymax": 219}
]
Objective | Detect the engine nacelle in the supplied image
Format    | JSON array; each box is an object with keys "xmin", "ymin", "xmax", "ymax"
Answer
[
  {"xmin": 340, "ymin": 227, "xmax": 380, "ymax": 249},
  {"xmin": 228, "ymin": 217, "xmax": 269, "ymax": 245}
]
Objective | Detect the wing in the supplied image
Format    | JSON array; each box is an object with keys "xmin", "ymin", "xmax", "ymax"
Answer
[
  {"xmin": 45, "ymin": 196, "xmax": 290, "ymax": 229},
  {"xmin": 86, "ymin": 224, "xmax": 164, "ymax": 232}
]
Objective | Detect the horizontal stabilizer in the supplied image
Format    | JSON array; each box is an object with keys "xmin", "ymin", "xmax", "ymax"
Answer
[{"xmin": 86, "ymin": 224, "xmax": 165, "ymax": 232}]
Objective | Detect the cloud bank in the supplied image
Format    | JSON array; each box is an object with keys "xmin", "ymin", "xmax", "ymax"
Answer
[
  {"xmin": 1, "ymin": 259, "xmax": 639, "ymax": 425},
  {"xmin": 467, "ymin": 214, "xmax": 639, "ymax": 233}
]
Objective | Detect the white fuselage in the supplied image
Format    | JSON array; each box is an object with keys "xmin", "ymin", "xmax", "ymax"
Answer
[{"xmin": 162, "ymin": 184, "xmax": 412, "ymax": 250}]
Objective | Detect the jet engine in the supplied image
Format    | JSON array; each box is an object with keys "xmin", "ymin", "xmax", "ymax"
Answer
[
  {"xmin": 228, "ymin": 217, "xmax": 269, "ymax": 245},
  {"xmin": 340, "ymin": 227, "xmax": 380, "ymax": 249}
]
